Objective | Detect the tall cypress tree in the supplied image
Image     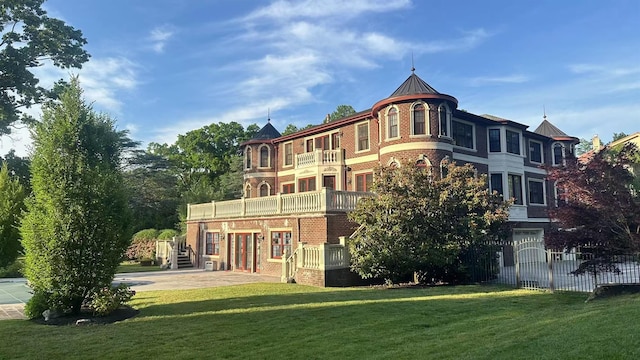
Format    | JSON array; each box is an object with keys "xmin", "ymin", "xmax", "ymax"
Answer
[
  {"xmin": 0, "ymin": 162, "xmax": 25, "ymax": 268},
  {"xmin": 21, "ymin": 77, "xmax": 132, "ymax": 314}
]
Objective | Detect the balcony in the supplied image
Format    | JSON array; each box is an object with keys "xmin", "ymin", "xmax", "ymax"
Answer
[
  {"xmin": 296, "ymin": 149, "xmax": 344, "ymax": 168},
  {"xmin": 187, "ymin": 188, "xmax": 372, "ymax": 221}
]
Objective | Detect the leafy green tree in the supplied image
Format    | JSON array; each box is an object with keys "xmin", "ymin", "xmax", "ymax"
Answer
[
  {"xmin": 0, "ymin": 162, "xmax": 26, "ymax": 268},
  {"xmin": 20, "ymin": 78, "xmax": 131, "ymax": 314},
  {"xmin": 0, "ymin": 0, "xmax": 89, "ymax": 135},
  {"xmin": 575, "ymin": 138, "xmax": 593, "ymax": 156},
  {"xmin": 349, "ymin": 160, "xmax": 511, "ymax": 284},
  {"xmin": 281, "ymin": 123, "xmax": 314, "ymax": 136},
  {"xmin": 612, "ymin": 132, "xmax": 629, "ymax": 142},
  {"xmin": 0, "ymin": 150, "xmax": 30, "ymax": 193},
  {"xmin": 124, "ymin": 150, "xmax": 179, "ymax": 232},
  {"xmin": 328, "ymin": 104, "xmax": 356, "ymax": 122}
]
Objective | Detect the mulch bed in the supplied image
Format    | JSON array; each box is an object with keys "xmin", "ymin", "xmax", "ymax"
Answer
[{"xmin": 31, "ymin": 306, "xmax": 139, "ymax": 326}]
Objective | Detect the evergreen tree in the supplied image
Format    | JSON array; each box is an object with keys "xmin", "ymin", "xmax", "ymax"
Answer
[
  {"xmin": 0, "ymin": 162, "xmax": 26, "ymax": 268},
  {"xmin": 21, "ymin": 77, "xmax": 131, "ymax": 314}
]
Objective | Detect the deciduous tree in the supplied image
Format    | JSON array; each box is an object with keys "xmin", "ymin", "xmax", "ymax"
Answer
[
  {"xmin": 21, "ymin": 78, "xmax": 131, "ymax": 314},
  {"xmin": 0, "ymin": 162, "xmax": 26, "ymax": 268},
  {"xmin": 349, "ymin": 160, "xmax": 511, "ymax": 284},
  {"xmin": 546, "ymin": 143, "xmax": 640, "ymax": 277},
  {"xmin": 327, "ymin": 104, "xmax": 356, "ymax": 122},
  {"xmin": 0, "ymin": 0, "xmax": 89, "ymax": 135}
]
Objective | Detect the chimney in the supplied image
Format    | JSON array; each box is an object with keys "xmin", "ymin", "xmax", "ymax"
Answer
[
  {"xmin": 592, "ymin": 134, "xmax": 601, "ymax": 152},
  {"xmin": 325, "ymin": 113, "xmax": 331, "ymax": 123}
]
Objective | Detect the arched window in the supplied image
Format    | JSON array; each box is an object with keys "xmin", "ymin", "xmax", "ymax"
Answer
[
  {"xmin": 553, "ymin": 143, "xmax": 564, "ymax": 166},
  {"xmin": 416, "ymin": 155, "xmax": 433, "ymax": 180},
  {"xmin": 387, "ymin": 107, "xmax": 398, "ymax": 139},
  {"xmin": 439, "ymin": 104, "xmax": 449, "ymax": 137},
  {"xmin": 412, "ymin": 103, "xmax": 426, "ymax": 135},
  {"xmin": 244, "ymin": 147, "xmax": 252, "ymax": 169},
  {"xmin": 259, "ymin": 145, "xmax": 270, "ymax": 168},
  {"xmin": 244, "ymin": 183, "xmax": 251, "ymax": 198},
  {"xmin": 259, "ymin": 183, "xmax": 270, "ymax": 197},
  {"xmin": 440, "ymin": 156, "xmax": 450, "ymax": 178}
]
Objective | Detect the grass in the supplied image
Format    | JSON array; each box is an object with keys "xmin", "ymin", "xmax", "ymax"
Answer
[
  {"xmin": 0, "ymin": 283, "xmax": 639, "ymax": 359},
  {"xmin": 116, "ymin": 261, "xmax": 165, "ymax": 273}
]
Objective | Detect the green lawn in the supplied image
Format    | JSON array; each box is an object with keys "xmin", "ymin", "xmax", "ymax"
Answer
[
  {"xmin": 116, "ymin": 261, "xmax": 165, "ymax": 273},
  {"xmin": 0, "ymin": 283, "xmax": 638, "ymax": 359}
]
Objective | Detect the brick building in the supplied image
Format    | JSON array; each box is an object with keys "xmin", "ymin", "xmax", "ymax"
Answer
[{"xmin": 185, "ymin": 70, "xmax": 578, "ymax": 286}]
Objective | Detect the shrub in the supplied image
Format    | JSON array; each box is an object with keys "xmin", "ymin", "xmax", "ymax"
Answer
[
  {"xmin": 24, "ymin": 290, "xmax": 49, "ymax": 319},
  {"xmin": 157, "ymin": 229, "xmax": 178, "ymax": 240},
  {"xmin": 132, "ymin": 228, "xmax": 159, "ymax": 243},
  {"xmin": 125, "ymin": 240, "xmax": 156, "ymax": 261},
  {"xmin": 87, "ymin": 283, "xmax": 136, "ymax": 316}
]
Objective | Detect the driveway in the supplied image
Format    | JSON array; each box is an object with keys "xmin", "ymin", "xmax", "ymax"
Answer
[{"xmin": 0, "ymin": 269, "xmax": 280, "ymax": 320}]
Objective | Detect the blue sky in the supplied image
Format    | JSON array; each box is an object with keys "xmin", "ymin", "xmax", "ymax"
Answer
[{"xmin": 2, "ymin": 0, "xmax": 639, "ymax": 157}]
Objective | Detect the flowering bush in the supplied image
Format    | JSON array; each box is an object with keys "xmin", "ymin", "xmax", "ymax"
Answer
[
  {"xmin": 125, "ymin": 240, "xmax": 155, "ymax": 261},
  {"xmin": 88, "ymin": 284, "xmax": 136, "ymax": 316}
]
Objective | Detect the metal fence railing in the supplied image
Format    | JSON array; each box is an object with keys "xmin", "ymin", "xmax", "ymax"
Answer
[{"xmin": 468, "ymin": 240, "xmax": 640, "ymax": 293}]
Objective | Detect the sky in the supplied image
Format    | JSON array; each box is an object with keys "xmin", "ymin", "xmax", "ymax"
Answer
[{"xmin": 1, "ymin": 0, "xmax": 639, "ymax": 157}]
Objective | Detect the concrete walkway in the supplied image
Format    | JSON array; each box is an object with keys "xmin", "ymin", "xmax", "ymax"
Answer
[{"xmin": 0, "ymin": 270, "xmax": 280, "ymax": 320}]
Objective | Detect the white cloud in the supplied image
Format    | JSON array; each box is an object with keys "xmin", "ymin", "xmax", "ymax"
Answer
[
  {"xmin": 470, "ymin": 74, "xmax": 530, "ymax": 86},
  {"xmin": 243, "ymin": 0, "xmax": 411, "ymax": 21},
  {"xmin": 149, "ymin": 25, "xmax": 175, "ymax": 53}
]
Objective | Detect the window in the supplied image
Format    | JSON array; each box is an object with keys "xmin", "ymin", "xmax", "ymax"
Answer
[
  {"xmin": 331, "ymin": 132, "xmax": 340, "ymax": 149},
  {"xmin": 259, "ymin": 183, "xmax": 270, "ymax": 197},
  {"xmin": 412, "ymin": 103, "xmax": 426, "ymax": 135},
  {"xmin": 387, "ymin": 107, "xmax": 398, "ymax": 139},
  {"xmin": 282, "ymin": 183, "xmax": 294, "ymax": 194},
  {"xmin": 271, "ymin": 231, "xmax": 292, "ymax": 259},
  {"xmin": 355, "ymin": 172, "xmax": 373, "ymax": 192},
  {"xmin": 244, "ymin": 147, "xmax": 252, "ymax": 169},
  {"xmin": 284, "ymin": 142, "xmax": 293, "ymax": 166},
  {"xmin": 356, "ymin": 122, "xmax": 369, "ymax": 151},
  {"xmin": 528, "ymin": 179, "xmax": 545, "ymax": 205},
  {"xmin": 439, "ymin": 104, "xmax": 449, "ymax": 136},
  {"xmin": 506, "ymin": 130, "xmax": 520, "ymax": 155},
  {"xmin": 489, "ymin": 129, "xmax": 501, "ymax": 152},
  {"xmin": 205, "ymin": 232, "xmax": 220, "ymax": 255},
  {"xmin": 508, "ymin": 174, "xmax": 523, "ymax": 205},
  {"xmin": 298, "ymin": 177, "xmax": 316, "ymax": 192},
  {"xmin": 440, "ymin": 157, "xmax": 450, "ymax": 178},
  {"xmin": 244, "ymin": 183, "xmax": 251, "ymax": 198},
  {"xmin": 306, "ymin": 139, "xmax": 313, "ymax": 152},
  {"xmin": 259, "ymin": 146, "xmax": 269, "ymax": 168},
  {"xmin": 553, "ymin": 143, "xmax": 564, "ymax": 165},
  {"xmin": 529, "ymin": 140, "xmax": 542, "ymax": 163},
  {"xmin": 490, "ymin": 173, "xmax": 503, "ymax": 198},
  {"xmin": 315, "ymin": 135, "xmax": 329, "ymax": 150},
  {"xmin": 452, "ymin": 120, "xmax": 474, "ymax": 149}
]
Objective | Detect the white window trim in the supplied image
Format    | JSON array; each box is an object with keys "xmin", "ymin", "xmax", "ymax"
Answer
[
  {"xmin": 505, "ymin": 129, "xmax": 523, "ymax": 156},
  {"xmin": 282, "ymin": 141, "xmax": 294, "ymax": 167},
  {"xmin": 527, "ymin": 178, "xmax": 546, "ymax": 206},
  {"xmin": 552, "ymin": 142, "xmax": 566, "ymax": 166},
  {"xmin": 487, "ymin": 127, "xmax": 503, "ymax": 153},
  {"xmin": 244, "ymin": 146, "xmax": 252, "ymax": 170},
  {"xmin": 410, "ymin": 101, "xmax": 430, "ymax": 137},
  {"xmin": 385, "ymin": 105, "xmax": 400, "ymax": 141},
  {"xmin": 507, "ymin": 173, "xmax": 525, "ymax": 205},
  {"xmin": 355, "ymin": 121, "xmax": 370, "ymax": 153},
  {"xmin": 258, "ymin": 181, "xmax": 271, "ymax": 197},
  {"xmin": 438, "ymin": 103, "xmax": 451, "ymax": 138},
  {"xmin": 528, "ymin": 139, "xmax": 544, "ymax": 164},
  {"xmin": 258, "ymin": 144, "xmax": 271, "ymax": 169},
  {"xmin": 451, "ymin": 117, "xmax": 476, "ymax": 151}
]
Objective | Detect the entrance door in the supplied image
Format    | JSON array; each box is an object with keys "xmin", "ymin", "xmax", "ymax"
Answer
[
  {"xmin": 235, "ymin": 233, "xmax": 253, "ymax": 271},
  {"xmin": 323, "ymin": 175, "xmax": 336, "ymax": 190},
  {"xmin": 226, "ymin": 234, "xmax": 233, "ymax": 270}
]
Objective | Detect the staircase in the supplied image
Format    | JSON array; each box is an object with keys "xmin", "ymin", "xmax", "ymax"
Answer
[{"xmin": 176, "ymin": 252, "xmax": 193, "ymax": 268}]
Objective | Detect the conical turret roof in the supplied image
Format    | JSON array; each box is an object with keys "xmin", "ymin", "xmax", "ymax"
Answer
[
  {"xmin": 534, "ymin": 119, "xmax": 568, "ymax": 138},
  {"xmin": 389, "ymin": 71, "xmax": 440, "ymax": 97},
  {"xmin": 251, "ymin": 121, "xmax": 281, "ymax": 140}
]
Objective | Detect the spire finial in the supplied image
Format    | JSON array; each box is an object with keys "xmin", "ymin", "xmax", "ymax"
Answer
[
  {"xmin": 267, "ymin": 108, "xmax": 271, "ymax": 122},
  {"xmin": 543, "ymin": 105, "xmax": 547, "ymax": 121},
  {"xmin": 411, "ymin": 52, "xmax": 415, "ymax": 73}
]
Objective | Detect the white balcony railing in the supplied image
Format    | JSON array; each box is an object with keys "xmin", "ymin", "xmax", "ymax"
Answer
[
  {"xmin": 295, "ymin": 149, "xmax": 343, "ymax": 168},
  {"xmin": 187, "ymin": 189, "xmax": 372, "ymax": 221}
]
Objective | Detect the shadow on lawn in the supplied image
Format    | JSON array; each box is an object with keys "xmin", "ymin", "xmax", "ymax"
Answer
[{"xmin": 134, "ymin": 284, "xmax": 553, "ymax": 319}]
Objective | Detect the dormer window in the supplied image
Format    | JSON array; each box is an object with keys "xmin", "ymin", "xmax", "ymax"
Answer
[
  {"xmin": 259, "ymin": 145, "xmax": 270, "ymax": 168},
  {"xmin": 244, "ymin": 147, "xmax": 252, "ymax": 169},
  {"xmin": 387, "ymin": 107, "xmax": 399, "ymax": 139},
  {"xmin": 438, "ymin": 104, "xmax": 450, "ymax": 137},
  {"xmin": 412, "ymin": 103, "xmax": 426, "ymax": 135}
]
